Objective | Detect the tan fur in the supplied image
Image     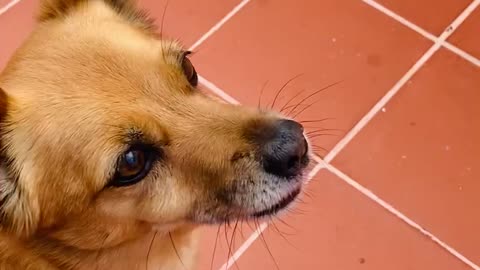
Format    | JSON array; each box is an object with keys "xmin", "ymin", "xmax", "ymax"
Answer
[{"xmin": 0, "ymin": 0, "xmax": 309, "ymax": 269}]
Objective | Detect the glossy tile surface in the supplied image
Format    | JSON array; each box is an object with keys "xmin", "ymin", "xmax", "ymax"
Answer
[
  {"xmin": 449, "ymin": 7, "xmax": 480, "ymax": 59},
  {"xmin": 0, "ymin": 0, "xmax": 12, "ymax": 8},
  {"xmin": 137, "ymin": 0, "xmax": 241, "ymax": 46},
  {"xmin": 375, "ymin": 0, "xmax": 472, "ymax": 34},
  {"xmin": 333, "ymin": 49, "xmax": 480, "ymax": 264},
  {"xmin": 192, "ymin": 0, "xmax": 431, "ymax": 153},
  {"xmin": 234, "ymin": 170, "xmax": 471, "ymax": 270},
  {"xmin": 0, "ymin": 0, "xmax": 37, "ymax": 69}
]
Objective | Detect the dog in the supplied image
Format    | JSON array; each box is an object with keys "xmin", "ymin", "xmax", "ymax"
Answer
[{"xmin": 0, "ymin": 0, "xmax": 310, "ymax": 269}]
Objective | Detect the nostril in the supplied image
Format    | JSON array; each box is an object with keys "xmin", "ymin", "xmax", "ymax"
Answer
[
  {"xmin": 287, "ymin": 155, "xmax": 300, "ymax": 170},
  {"xmin": 260, "ymin": 119, "xmax": 308, "ymax": 178}
]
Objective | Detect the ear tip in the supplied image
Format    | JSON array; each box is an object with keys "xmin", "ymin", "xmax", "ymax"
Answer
[{"xmin": 37, "ymin": 0, "xmax": 81, "ymax": 21}]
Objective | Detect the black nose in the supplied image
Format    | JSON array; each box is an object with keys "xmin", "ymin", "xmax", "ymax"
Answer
[{"xmin": 261, "ymin": 119, "xmax": 308, "ymax": 178}]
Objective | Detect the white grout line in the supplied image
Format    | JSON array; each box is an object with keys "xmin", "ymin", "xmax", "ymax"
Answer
[
  {"xmin": 188, "ymin": 0, "xmax": 251, "ymax": 52},
  {"xmin": 439, "ymin": 0, "xmax": 480, "ymax": 40},
  {"xmin": 219, "ymin": 222, "xmax": 268, "ymax": 270},
  {"xmin": 199, "ymin": 75, "xmax": 240, "ymax": 105},
  {"xmin": 311, "ymin": 153, "xmax": 324, "ymax": 164},
  {"xmin": 189, "ymin": 0, "xmax": 480, "ymax": 268},
  {"xmin": 323, "ymin": 43, "xmax": 441, "ymax": 162},
  {"xmin": 325, "ymin": 163, "xmax": 480, "ymax": 270},
  {"xmin": 198, "ymin": 0, "xmax": 478, "ymax": 263},
  {"xmin": 0, "ymin": 0, "xmax": 21, "ymax": 16},
  {"xmin": 443, "ymin": 42, "xmax": 480, "ymax": 66},
  {"xmin": 363, "ymin": 0, "xmax": 437, "ymax": 41},
  {"xmin": 218, "ymin": 162, "xmax": 325, "ymax": 270},
  {"xmin": 362, "ymin": 0, "xmax": 480, "ymax": 67},
  {"xmin": 324, "ymin": 0, "xmax": 480, "ymax": 163}
]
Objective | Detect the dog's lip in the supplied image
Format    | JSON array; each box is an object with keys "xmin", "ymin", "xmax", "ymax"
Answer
[{"xmin": 251, "ymin": 187, "xmax": 301, "ymax": 218}]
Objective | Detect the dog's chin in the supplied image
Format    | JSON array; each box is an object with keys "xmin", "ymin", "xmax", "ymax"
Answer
[
  {"xmin": 239, "ymin": 174, "xmax": 305, "ymax": 221},
  {"xmin": 250, "ymin": 186, "xmax": 301, "ymax": 218}
]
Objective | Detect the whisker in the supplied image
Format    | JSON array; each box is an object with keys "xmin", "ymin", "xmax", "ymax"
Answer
[
  {"xmin": 310, "ymin": 144, "xmax": 329, "ymax": 152},
  {"xmin": 308, "ymin": 133, "xmax": 339, "ymax": 139},
  {"xmin": 311, "ymin": 151, "xmax": 326, "ymax": 158},
  {"xmin": 210, "ymin": 226, "xmax": 222, "ymax": 270},
  {"xmin": 274, "ymin": 216, "xmax": 297, "ymax": 232},
  {"xmin": 279, "ymin": 88, "xmax": 308, "ymax": 114},
  {"xmin": 238, "ymin": 220, "xmax": 246, "ymax": 240},
  {"xmin": 270, "ymin": 219, "xmax": 299, "ymax": 250},
  {"xmin": 269, "ymin": 218, "xmax": 294, "ymax": 237},
  {"xmin": 270, "ymin": 74, "xmax": 304, "ymax": 110},
  {"xmin": 246, "ymin": 221, "xmax": 257, "ymax": 233},
  {"xmin": 287, "ymin": 80, "xmax": 343, "ymax": 116},
  {"xmin": 256, "ymin": 220, "xmax": 280, "ymax": 270},
  {"xmin": 168, "ymin": 232, "xmax": 186, "ymax": 269},
  {"xmin": 298, "ymin": 118, "xmax": 335, "ymax": 124},
  {"xmin": 291, "ymin": 96, "xmax": 325, "ymax": 119},
  {"xmin": 228, "ymin": 220, "xmax": 241, "ymax": 270},
  {"xmin": 286, "ymin": 207, "xmax": 307, "ymax": 215},
  {"xmin": 302, "ymin": 189, "xmax": 316, "ymax": 201},
  {"xmin": 303, "ymin": 125, "xmax": 338, "ymax": 130},
  {"xmin": 280, "ymin": 103, "xmax": 306, "ymax": 112},
  {"xmin": 257, "ymin": 80, "xmax": 269, "ymax": 109},
  {"xmin": 223, "ymin": 222, "xmax": 231, "ymax": 270},
  {"xmin": 159, "ymin": 0, "xmax": 170, "ymax": 62},
  {"xmin": 307, "ymin": 128, "xmax": 343, "ymax": 134},
  {"xmin": 307, "ymin": 132, "xmax": 343, "ymax": 139},
  {"xmin": 145, "ymin": 232, "xmax": 158, "ymax": 270}
]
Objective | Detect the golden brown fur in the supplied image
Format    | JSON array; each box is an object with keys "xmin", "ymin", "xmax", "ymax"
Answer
[{"xmin": 0, "ymin": 0, "xmax": 310, "ymax": 269}]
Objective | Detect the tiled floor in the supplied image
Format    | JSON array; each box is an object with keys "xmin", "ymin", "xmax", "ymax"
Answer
[{"xmin": 1, "ymin": 0, "xmax": 479, "ymax": 269}]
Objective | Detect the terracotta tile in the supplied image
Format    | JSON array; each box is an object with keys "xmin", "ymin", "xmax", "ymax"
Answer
[
  {"xmin": 191, "ymin": 0, "xmax": 431, "ymax": 155},
  {"xmin": 0, "ymin": 0, "xmax": 37, "ymax": 69},
  {"xmin": 0, "ymin": 0, "xmax": 241, "ymax": 69},
  {"xmin": 374, "ymin": 0, "xmax": 471, "ymax": 35},
  {"xmin": 0, "ymin": 0, "xmax": 13, "ymax": 9},
  {"xmin": 137, "ymin": 0, "xmax": 241, "ymax": 47},
  {"xmin": 233, "ymin": 170, "xmax": 470, "ymax": 270},
  {"xmin": 196, "ymin": 225, "xmax": 257, "ymax": 270},
  {"xmin": 332, "ymin": 49, "xmax": 480, "ymax": 264},
  {"xmin": 449, "ymin": 7, "xmax": 480, "ymax": 60}
]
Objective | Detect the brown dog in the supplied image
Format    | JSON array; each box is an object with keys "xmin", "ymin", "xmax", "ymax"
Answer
[{"xmin": 0, "ymin": 0, "xmax": 310, "ymax": 269}]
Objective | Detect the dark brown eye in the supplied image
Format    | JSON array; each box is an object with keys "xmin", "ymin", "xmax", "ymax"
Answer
[
  {"xmin": 182, "ymin": 52, "xmax": 198, "ymax": 87},
  {"xmin": 111, "ymin": 146, "xmax": 155, "ymax": 187}
]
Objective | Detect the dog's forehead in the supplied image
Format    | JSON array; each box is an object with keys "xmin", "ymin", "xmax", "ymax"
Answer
[
  {"xmin": 0, "ymin": 9, "xmax": 196, "ymax": 152},
  {"xmin": 3, "ymin": 11, "xmax": 189, "ymax": 101}
]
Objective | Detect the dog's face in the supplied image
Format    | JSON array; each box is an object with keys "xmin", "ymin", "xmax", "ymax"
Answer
[{"xmin": 0, "ymin": 0, "xmax": 309, "ymax": 249}]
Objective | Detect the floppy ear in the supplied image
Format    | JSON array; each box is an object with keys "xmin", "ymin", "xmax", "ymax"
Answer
[
  {"xmin": 0, "ymin": 88, "xmax": 39, "ymax": 237},
  {"xmin": 38, "ymin": 0, "xmax": 80, "ymax": 21}
]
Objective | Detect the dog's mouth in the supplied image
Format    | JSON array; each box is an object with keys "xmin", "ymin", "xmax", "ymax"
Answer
[{"xmin": 251, "ymin": 187, "xmax": 302, "ymax": 218}]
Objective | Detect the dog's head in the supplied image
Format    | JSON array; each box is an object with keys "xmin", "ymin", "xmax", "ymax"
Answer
[{"xmin": 0, "ymin": 0, "xmax": 310, "ymax": 248}]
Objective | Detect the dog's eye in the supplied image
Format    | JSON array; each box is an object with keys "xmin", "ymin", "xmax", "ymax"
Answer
[
  {"xmin": 111, "ymin": 146, "xmax": 155, "ymax": 187},
  {"xmin": 182, "ymin": 52, "xmax": 198, "ymax": 87}
]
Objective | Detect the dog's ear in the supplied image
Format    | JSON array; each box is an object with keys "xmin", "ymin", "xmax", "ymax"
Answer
[
  {"xmin": 0, "ymin": 88, "xmax": 39, "ymax": 237},
  {"xmin": 38, "ymin": 0, "xmax": 80, "ymax": 21},
  {"xmin": 0, "ymin": 88, "xmax": 6, "ymax": 120},
  {"xmin": 38, "ymin": 0, "xmax": 155, "ymax": 33}
]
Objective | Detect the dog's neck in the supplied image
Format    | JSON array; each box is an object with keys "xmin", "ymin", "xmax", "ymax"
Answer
[{"xmin": 30, "ymin": 226, "xmax": 199, "ymax": 270}]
